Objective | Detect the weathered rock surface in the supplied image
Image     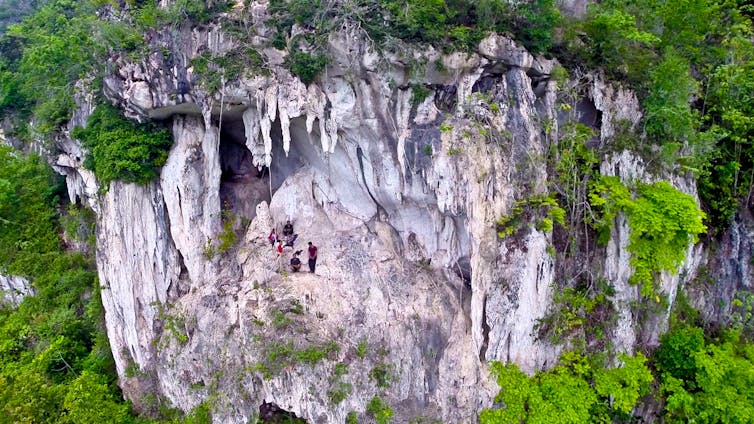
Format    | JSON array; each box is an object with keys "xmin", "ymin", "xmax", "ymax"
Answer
[
  {"xmin": 49, "ymin": 6, "xmax": 713, "ymax": 422},
  {"xmin": 0, "ymin": 274, "xmax": 33, "ymax": 307}
]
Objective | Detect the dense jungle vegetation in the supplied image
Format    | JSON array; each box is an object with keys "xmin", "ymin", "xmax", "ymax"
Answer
[{"xmin": 1, "ymin": 0, "xmax": 754, "ymax": 422}]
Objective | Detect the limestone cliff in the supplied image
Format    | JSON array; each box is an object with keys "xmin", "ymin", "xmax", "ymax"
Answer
[{"xmin": 50, "ymin": 5, "xmax": 708, "ymax": 423}]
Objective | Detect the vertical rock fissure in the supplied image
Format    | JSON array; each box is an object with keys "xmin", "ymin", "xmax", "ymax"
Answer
[
  {"xmin": 479, "ymin": 295, "xmax": 490, "ymax": 361},
  {"xmin": 356, "ymin": 144, "xmax": 388, "ymax": 219}
]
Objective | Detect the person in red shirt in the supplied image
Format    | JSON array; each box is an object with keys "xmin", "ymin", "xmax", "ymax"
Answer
[
  {"xmin": 307, "ymin": 242, "xmax": 318, "ymax": 273},
  {"xmin": 268, "ymin": 228, "xmax": 278, "ymax": 246},
  {"xmin": 276, "ymin": 240, "xmax": 284, "ymax": 256}
]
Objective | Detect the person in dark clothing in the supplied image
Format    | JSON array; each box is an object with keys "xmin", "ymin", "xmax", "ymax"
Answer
[
  {"xmin": 307, "ymin": 242, "xmax": 318, "ymax": 273},
  {"xmin": 290, "ymin": 252, "xmax": 302, "ymax": 272},
  {"xmin": 283, "ymin": 220, "xmax": 294, "ymax": 237}
]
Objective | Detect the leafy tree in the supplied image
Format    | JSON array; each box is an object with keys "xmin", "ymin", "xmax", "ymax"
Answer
[
  {"xmin": 655, "ymin": 326, "xmax": 705, "ymax": 382},
  {"xmin": 0, "ymin": 147, "xmax": 141, "ymax": 422},
  {"xmin": 0, "ymin": 146, "xmax": 61, "ymax": 273},
  {"xmin": 514, "ymin": 0, "xmax": 560, "ymax": 54},
  {"xmin": 580, "ymin": 6, "xmax": 659, "ymax": 82},
  {"xmin": 1, "ymin": 0, "xmax": 102, "ymax": 133},
  {"xmin": 659, "ymin": 330, "xmax": 754, "ymax": 423},
  {"xmin": 481, "ymin": 351, "xmax": 653, "ymax": 423},
  {"xmin": 0, "ymin": 0, "xmax": 44, "ymax": 34},
  {"xmin": 593, "ymin": 354, "xmax": 654, "ymax": 416},
  {"xmin": 643, "ymin": 53, "xmax": 699, "ymax": 143},
  {"xmin": 71, "ymin": 103, "xmax": 173, "ymax": 189},
  {"xmin": 384, "ymin": 0, "xmax": 449, "ymax": 44},
  {"xmin": 284, "ymin": 50, "xmax": 329, "ymax": 86},
  {"xmin": 62, "ymin": 371, "xmax": 131, "ymax": 424}
]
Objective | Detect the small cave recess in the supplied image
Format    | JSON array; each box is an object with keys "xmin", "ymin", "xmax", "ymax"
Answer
[
  {"xmin": 258, "ymin": 402, "xmax": 307, "ymax": 423},
  {"xmin": 218, "ymin": 117, "xmax": 271, "ymax": 221}
]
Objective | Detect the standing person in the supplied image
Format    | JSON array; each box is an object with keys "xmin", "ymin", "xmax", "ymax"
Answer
[
  {"xmin": 276, "ymin": 240, "xmax": 284, "ymax": 256},
  {"xmin": 307, "ymin": 241, "xmax": 318, "ymax": 273},
  {"xmin": 268, "ymin": 228, "xmax": 278, "ymax": 246}
]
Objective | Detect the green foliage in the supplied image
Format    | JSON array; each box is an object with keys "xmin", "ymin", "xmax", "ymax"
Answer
[
  {"xmin": 496, "ymin": 194, "xmax": 566, "ymax": 238},
  {"xmin": 346, "ymin": 411, "xmax": 358, "ymax": 424},
  {"xmin": 272, "ymin": 310, "xmax": 293, "ymax": 329},
  {"xmin": 71, "ymin": 104, "xmax": 173, "ymax": 190},
  {"xmin": 0, "ymin": 0, "xmax": 148, "ymax": 134},
  {"xmin": 0, "ymin": 148, "xmax": 61, "ymax": 272},
  {"xmin": 0, "ymin": 0, "xmax": 43, "ymax": 34},
  {"xmin": 410, "ymin": 84, "xmax": 431, "ymax": 107},
  {"xmin": 369, "ymin": 362, "xmax": 394, "ymax": 388},
  {"xmin": 655, "ymin": 326, "xmax": 705, "ymax": 382},
  {"xmin": 268, "ymin": 0, "xmax": 559, "ymax": 63},
  {"xmin": 538, "ymin": 279, "xmax": 615, "ymax": 345},
  {"xmin": 61, "ymin": 203, "xmax": 96, "ymax": 250},
  {"xmin": 0, "ymin": 147, "xmax": 138, "ymax": 422},
  {"xmin": 182, "ymin": 401, "xmax": 213, "ymax": 424},
  {"xmin": 356, "ymin": 338, "xmax": 368, "ymax": 359},
  {"xmin": 383, "ymin": 0, "xmax": 450, "ymax": 44},
  {"xmin": 514, "ymin": 0, "xmax": 560, "ymax": 54},
  {"xmin": 480, "ymin": 351, "xmax": 653, "ymax": 423},
  {"xmin": 731, "ymin": 291, "xmax": 754, "ymax": 335},
  {"xmin": 569, "ymin": 1, "xmax": 754, "ymax": 234},
  {"xmin": 252, "ymin": 340, "xmax": 339, "ymax": 379},
  {"xmin": 628, "ymin": 182, "xmax": 706, "ymax": 294},
  {"xmin": 589, "ymin": 177, "xmax": 706, "ymax": 296},
  {"xmin": 189, "ymin": 47, "xmax": 266, "ymax": 93},
  {"xmin": 579, "ymin": 7, "xmax": 659, "ymax": 82},
  {"xmin": 643, "ymin": 53, "xmax": 699, "ymax": 143},
  {"xmin": 216, "ymin": 210, "xmax": 239, "ymax": 254},
  {"xmin": 284, "ymin": 50, "xmax": 329, "ymax": 86},
  {"xmin": 658, "ymin": 330, "xmax": 754, "ymax": 423},
  {"xmin": 327, "ymin": 363, "xmax": 352, "ymax": 404},
  {"xmin": 366, "ymin": 396, "xmax": 393, "ymax": 424},
  {"xmin": 0, "ymin": 0, "xmax": 97, "ymax": 132},
  {"xmin": 697, "ymin": 25, "xmax": 754, "ymax": 230},
  {"xmin": 203, "ymin": 237, "xmax": 216, "ymax": 260},
  {"xmin": 549, "ymin": 122, "xmax": 599, "ymax": 248},
  {"xmin": 155, "ymin": 302, "xmax": 190, "ymax": 347},
  {"xmin": 160, "ymin": 0, "xmax": 233, "ymax": 25},
  {"xmin": 61, "ymin": 371, "xmax": 131, "ymax": 424},
  {"xmin": 593, "ymin": 354, "xmax": 654, "ymax": 415}
]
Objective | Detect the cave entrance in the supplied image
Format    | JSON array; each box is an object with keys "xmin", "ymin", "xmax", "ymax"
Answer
[
  {"xmin": 218, "ymin": 117, "xmax": 271, "ymax": 221},
  {"xmin": 259, "ymin": 402, "xmax": 308, "ymax": 423}
]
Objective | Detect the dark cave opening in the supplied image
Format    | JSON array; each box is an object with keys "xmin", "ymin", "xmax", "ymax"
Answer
[
  {"xmin": 218, "ymin": 117, "xmax": 271, "ymax": 221},
  {"xmin": 214, "ymin": 110, "xmax": 316, "ymax": 222},
  {"xmin": 259, "ymin": 402, "xmax": 307, "ymax": 423}
]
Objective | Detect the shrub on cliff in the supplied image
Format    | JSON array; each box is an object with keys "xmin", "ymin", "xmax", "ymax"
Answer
[{"xmin": 72, "ymin": 104, "xmax": 173, "ymax": 190}]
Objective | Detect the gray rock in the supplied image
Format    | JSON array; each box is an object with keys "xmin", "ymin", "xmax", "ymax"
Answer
[{"xmin": 51, "ymin": 9, "xmax": 708, "ymax": 423}]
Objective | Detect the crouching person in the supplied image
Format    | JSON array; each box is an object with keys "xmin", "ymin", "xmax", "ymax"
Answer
[{"xmin": 290, "ymin": 251, "xmax": 302, "ymax": 272}]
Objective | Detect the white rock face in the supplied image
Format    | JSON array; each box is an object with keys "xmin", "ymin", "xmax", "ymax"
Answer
[
  {"xmin": 0, "ymin": 274, "xmax": 33, "ymax": 306},
  {"xmin": 161, "ymin": 114, "xmax": 221, "ymax": 285},
  {"xmin": 96, "ymin": 181, "xmax": 182, "ymax": 382},
  {"xmin": 58, "ymin": 15, "xmax": 707, "ymax": 423}
]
